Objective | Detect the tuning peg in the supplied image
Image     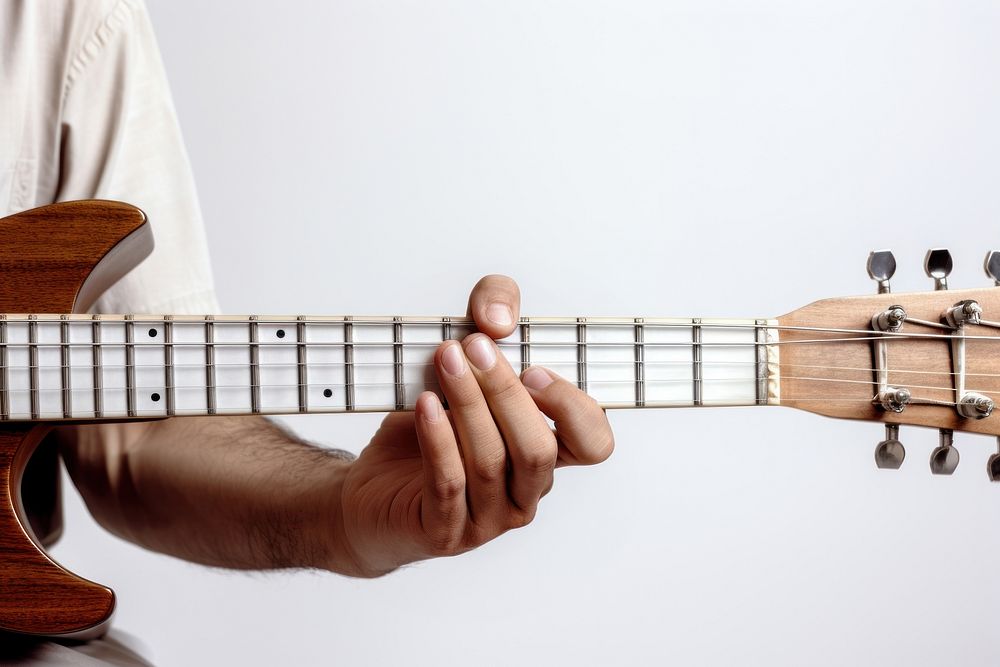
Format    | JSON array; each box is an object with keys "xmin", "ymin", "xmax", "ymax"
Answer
[
  {"xmin": 874, "ymin": 423, "xmax": 905, "ymax": 469},
  {"xmin": 988, "ymin": 438, "xmax": 1000, "ymax": 482},
  {"xmin": 985, "ymin": 251, "xmax": 1000, "ymax": 286},
  {"xmin": 930, "ymin": 428, "xmax": 959, "ymax": 475},
  {"xmin": 924, "ymin": 248, "xmax": 953, "ymax": 291},
  {"xmin": 867, "ymin": 250, "xmax": 896, "ymax": 294}
]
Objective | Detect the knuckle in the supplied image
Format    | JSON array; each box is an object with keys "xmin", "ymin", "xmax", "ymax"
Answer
[
  {"xmin": 444, "ymin": 384, "xmax": 482, "ymax": 411},
  {"xmin": 432, "ymin": 475, "xmax": 465, "ymax": 503},
  {"xmin": 518, "ymin": 438, "xmax": 557, "ymax": 476},
  {"xmin": 489, "ymin": 372, "xmax": 523, "ymax": 403},
  {"xmin": 426, "ymin": 527, "xmax": 463, "ymax": 557},
  {"xmin": 470, "ymin": 448, "xmax": 507, "ymax": 483},
  {"xmin": 508, "ymin": 505, "xmax": 537, "ymax": 530}
]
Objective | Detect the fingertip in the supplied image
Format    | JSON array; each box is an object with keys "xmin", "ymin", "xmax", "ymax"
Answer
[
  {"xmin": 468, "ymin": 274, "xmax": 520, "ymax": 339},
  {"xmin": 416, "ymin": 391, "xmax": 443, "ymax": 423},
  {"xmin": 521, "ymin": 366, "xmax": 555, "ymax": 392}
]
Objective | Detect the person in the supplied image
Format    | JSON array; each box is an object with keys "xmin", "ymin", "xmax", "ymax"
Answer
[{"xmin": 0, "ymin": 1, "xmax": 614, "ymax": 663}]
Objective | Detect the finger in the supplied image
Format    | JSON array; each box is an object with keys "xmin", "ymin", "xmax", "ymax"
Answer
[
  {"xmin": 466, "ymin": 274, "xmax": 520, "ymax": 339},
  {"xmin": 520, "ymin": 366, "xmax": 615, "ymax": 466},
  {"xmin": 463, "ymin": 334, "xmax": 557, "ymax": 517},
  {"xmin": 435, "ymin": 340, "xmax": 507, "ymax": 528},
  {"xmin": 414, "ymin": 391, "xmax": 468, "ymax": 553}
]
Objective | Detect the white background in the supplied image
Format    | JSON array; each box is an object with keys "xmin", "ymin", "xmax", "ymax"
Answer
[{"xmin": 51, "ymin": 1, "xmax": 1000, "ymax": 665}]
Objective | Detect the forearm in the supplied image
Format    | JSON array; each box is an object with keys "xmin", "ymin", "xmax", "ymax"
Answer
[{"xmin": 54, "ymin": 417, "xmax": 364, "ymax": 574}]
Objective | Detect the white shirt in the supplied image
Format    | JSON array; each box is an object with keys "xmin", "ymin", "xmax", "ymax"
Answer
[
  {"xmin": 1, "ymin": 1, "xmax": 217, "ymax": 662},
  {"xmin": 1, "ymin": 0, "xmax": 218, "ymax": 315}
]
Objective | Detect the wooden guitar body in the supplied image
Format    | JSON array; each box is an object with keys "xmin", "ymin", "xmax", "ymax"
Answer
[{"xmin": 0, "ymin": 200, "xmax": 152, "ymax": 638}]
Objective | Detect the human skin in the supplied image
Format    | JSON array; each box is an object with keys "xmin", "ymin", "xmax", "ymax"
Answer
[{"xmin": 54, "ymin": 275, "xmax": 615, "ymax": 577}]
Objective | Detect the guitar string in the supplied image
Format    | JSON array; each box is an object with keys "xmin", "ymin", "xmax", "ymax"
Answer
[
  {"xmin": 7, "ymin": 317, "xmax": 1000, "ymax": 341},
  {"xmin": 0, "ymin": 359, "xmax": 992, "ymax": 383},
  {"xmin": 0, "ymin": 375, "xmax": 981, "ymax": 400},
  {"xmin": 0, "ymin": 332, "xmax": 993, "ymax": 348}
]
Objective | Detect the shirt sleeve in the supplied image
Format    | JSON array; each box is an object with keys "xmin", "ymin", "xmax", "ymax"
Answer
[{"xmin": 55, "ymin": 0, "xmax": 219, "ymax": 315}]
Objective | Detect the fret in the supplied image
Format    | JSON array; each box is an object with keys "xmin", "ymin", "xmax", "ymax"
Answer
[
  {"xmin": 296, "ymin": 316, "xmax": 308, "ymax": 413},
  {"xmin": 28, "ymin": 315, "xmax": 39, "ymax": 420},
  {"xmin": 173, "ymin": 319, "xmax": 208, "ymax": 415},
  {"xmin": 691, "ymin": 318, "xmax": 703, "ymax": 406},
  {"xmin": 402, "ymin": 322, "xmax": 449, "ymax": 408},
  {"xmin": 5, "ymin": 318, "xmax": 29, "ymax": 419},
  {"xmin": 576, "ymin": 318, "xmax": 587, "ymax": 392},
  {"xmin": 91, "ymin": 316, "xmax": 102, "ymax": 418},
  {"xmin": 634, "ymin": 318, "xmax": 645, "ymax": 407},
  {"xmin": 0, "ymin": 315, "xmax": 8, "ymax": 420},
  {"xmin": 344, "ymin": 317, "xmax": 354, "ymax": 411},
  {"xmin": 164, "ymin": 316, "xmax": 175, "ymax": 416},
  {"xmin": 134, "ymin": 319, "xmax": 167, "ymax": 417},
  {"xmin": 60, "ymin": 315, "xmax": 71, "ymax": 419},
  {"xmin": 642, "ymin": 322, "xmax": 692, "ymax": 405},
  {"xmin": 258, "ymin": 320, "xmax": 297, "ymax": 414},
  {"xmin": 352, "ymin": 322, "xmax": 394, "ymax": 410},
  {"xmin": 305, "ymin": 319, "xmax": 346, "ymax": 410},
  {"xmin": 585, "ymin": 322, "xmax": 634, "ymax": 405},
  {"xmin": 98, "ymin": 319, "xmax": 127, "ymax": 418},
  {"xmin": 34, "ymin": 317, "xmax": 64, "ymax": 419},
  {"xmin": 755, "ymin": 319, "xmax": 767, "ymax": 406},
  {"xmin": 393, "ymin": 317, "xmax": 404, "ymax": 411},
  {"xmin": 205, "ymin": 316, "xmax": 216, "ymax": 415},
  {"xmin": 65, "ymin": 319, "xmax": 95, "ymax": 418},
  {"xmin": 519, "ymin": 319, "xmax": 530, "ymax": 373},
  {"xmin": 214, "ymin": 320, "xmax": 251, "ymax": 413},
  {"xmin": 526, "ymin": 323, "xmax": 577, "ymax": 387},
  {"xmin": 124, "ymin": 315, "xmax": 136, "ymax": 417},
  {"xmin": 701, "ymin": 321, "xmax": 758, "ymax": 405},
  {"xmin": 249, "ymin": 316, "xmax": 261, "ymax": 414}
]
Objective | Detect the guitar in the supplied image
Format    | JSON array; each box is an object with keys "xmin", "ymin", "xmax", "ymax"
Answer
[{"xmin": 2, "ymin": 200, "xmax": 999, "ymax": 638}]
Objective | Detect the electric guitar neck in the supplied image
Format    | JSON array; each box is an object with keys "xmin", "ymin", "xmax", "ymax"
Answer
[{"xmin": 2, "ymin": 200, "xmax": 1000, "ymax": 640}]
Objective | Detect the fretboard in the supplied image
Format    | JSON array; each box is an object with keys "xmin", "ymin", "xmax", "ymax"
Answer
[{"xmin": 0, "ymin": 315, "xmax": 780, "ymax": 422}]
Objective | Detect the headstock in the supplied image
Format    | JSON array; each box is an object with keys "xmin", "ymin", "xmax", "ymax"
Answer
[{"xmin": 778, "ymin": 248, "xmax": 1000, "ymax": 480}]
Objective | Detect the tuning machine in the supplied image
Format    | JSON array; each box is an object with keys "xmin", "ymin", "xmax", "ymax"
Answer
[
  {"xmin": 930, "ymin": 429, "xmax": 960, "ymax": 475},
  {"xmin": 867, "ymin": 250, "xmax": 896, "ymax": 293},
  {"xmin": 924, "ymin": 248, "xmax": 953, "ymax": 291},
  {"xmin": 875, "ymin": 424, "xmax": 905, "ymax": 469},
  {"xmin": 988, "ymin": 438, "xmax": 1000, "ymax": 482},
  {"xmin": 986, "ymin": 251, "xmax": 1000, "ymax": 286}
]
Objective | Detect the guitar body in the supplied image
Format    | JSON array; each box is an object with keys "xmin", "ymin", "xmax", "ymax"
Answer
[{"xmin": 0, "ymin": 200, "xmax": 152, "ymax": 637}]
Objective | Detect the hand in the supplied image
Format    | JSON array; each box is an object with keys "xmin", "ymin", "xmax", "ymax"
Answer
[{"xmin": 332, "ymin": 275, "xmax": 614, "ymax": 577}]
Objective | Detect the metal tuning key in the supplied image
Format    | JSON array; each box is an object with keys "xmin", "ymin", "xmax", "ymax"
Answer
[
  {"xmin": 988, "ymin": 437, "xmax": 1000, "ymax": 482},
  {"xmin": 924, "ymin": 248, "xmax": 953, "ymax": 291},
  {"xmin": 930, "ymin": 429, "xmax": 960, "ymax": 475},
  {"xmin": 875, "ymin": 424, "xmax": 905, "ymax": 469},
  {"xmin": 867, "ymin": 250, "xmax": 897, "ymax": 294},
  {"xmin": 985, "ymin": 251, "xmax": 1000, "ymax": 286},
  {"xmin": 867, "ymin": 250, "xmax": 907, "ymax": 467}
]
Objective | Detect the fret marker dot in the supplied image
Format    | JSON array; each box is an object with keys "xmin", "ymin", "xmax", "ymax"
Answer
[
  {"xmin": 151, "ymin": 392, "xmax": 161, "ymax": 402},
  {"xmin": 148, "ymin": 328, "xmax": 157, "ymax": 338},
  {"xmin": 323, "ymin": 388, "xmax": 333, "ymax": 398},
  {"xmin": 276, "ymin": 329, "xmax": 286, "ymax": 339}
]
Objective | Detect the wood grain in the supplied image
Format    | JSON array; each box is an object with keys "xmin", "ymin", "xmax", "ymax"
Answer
[
  {"xmin": 778, "ymin": 286, "xmax": 1000, "ymax": 436},
  {"xmin": 0, "ymin": 200, "xmax": 149, "ymax": 637}
]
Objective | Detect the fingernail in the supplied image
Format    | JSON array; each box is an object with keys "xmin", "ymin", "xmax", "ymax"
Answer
[
  {"xmin": 441, "ymin": 342, "xmax": 466, "ymax": 377},
  {"xmin": 486, "ymin": 302, "xmax": 513, "ymax": 327},
  {"xmin": 465, "ymin": 334, "xmax": 497, "ymax": 371},
  {"xmin": 419, "ymin": 393, "xmax": 442, "ymax": 422},
  {"xmin": 522, "ymin": 367, "xmax": 553, "ymax": 391}
]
